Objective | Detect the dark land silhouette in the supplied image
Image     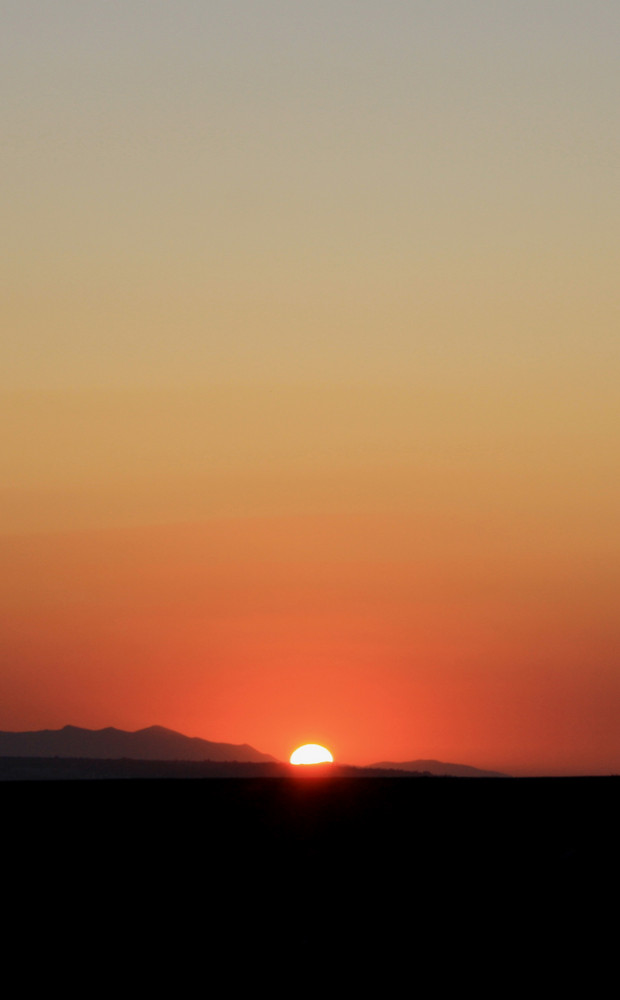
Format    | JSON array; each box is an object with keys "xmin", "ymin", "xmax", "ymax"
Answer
[
  {"xmin": 4, "ymin": 775, "xmax": 616, "ymax": 958},
  {"xmin": 2, "ymin": 725, "xmax": 616, "ymax": 987},
  {"xmin": 370, "ymin": 758, "xmax": 508, "ymax": 777},
  {"xmin": 3, "ymin": 764, "xmax": 616, "ymax": 989},
  {"xmin": 0, "ymin": 724, "xmax": 509, "ymax": 776},
  {"xmin": 0, "ymin": 723, "xmax": 276, "ymax": 762},
  {"xmin": 0, "ymin": 755, "xmax": 497, "ymax": 780}
]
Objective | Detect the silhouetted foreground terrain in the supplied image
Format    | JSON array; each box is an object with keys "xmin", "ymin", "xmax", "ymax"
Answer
[
  {"xmin": 0, "ymin": 756, "xmax": 484, "ymax": 780},
  {"xmin": 3, "ymin": 774, "xmax": 617, "ymax": 986}
]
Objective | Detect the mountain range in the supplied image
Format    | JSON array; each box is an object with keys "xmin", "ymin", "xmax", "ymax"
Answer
[
  {"xmin": 370, "ymin": 759, "xmax": 508, "ymax": 778},
  {"xmin": 0, "ymin": 724, "xmax": 276, "ymax": 763},
  {"xmin": 0, "ymin": 725, "xmax": 508, "ymax": 776}
]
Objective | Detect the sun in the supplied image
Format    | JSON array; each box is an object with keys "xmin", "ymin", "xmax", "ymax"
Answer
[{"xmin": 290, "ymin": 743, "xmax": 334, "ymax": 765}]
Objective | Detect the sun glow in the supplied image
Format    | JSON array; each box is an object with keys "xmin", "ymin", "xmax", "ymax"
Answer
[{"xmin": 289, "ymin": 744, "xmax": 334, "ymax": 765}]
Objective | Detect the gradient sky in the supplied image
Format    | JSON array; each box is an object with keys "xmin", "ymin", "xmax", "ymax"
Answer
[{"xmin": 2, "ymin": 2, "xmax": 619, "ymax": 774}]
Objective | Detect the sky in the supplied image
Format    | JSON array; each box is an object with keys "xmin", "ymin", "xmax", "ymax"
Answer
[{"xmin": 2, "ymin": 2, "xmax": 619, "ymax": 775}]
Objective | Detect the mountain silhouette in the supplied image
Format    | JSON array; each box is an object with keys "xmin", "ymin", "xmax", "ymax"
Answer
[
  {"xmin": 0, "ymin": 725, "xmax": 276, "ymax": 763},
  {"xmin": 370, "ymin": 759, "xmax": 509, "ymax": 778},
  {"xmin": 0, "ymin": 726, "xmax": 510, "ymax": 776}
]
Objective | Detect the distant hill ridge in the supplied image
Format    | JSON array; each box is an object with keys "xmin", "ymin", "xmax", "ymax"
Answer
[
  {"xmin": 0, "ymin": 726, "xmax": 509, "ymax": 776},
  {"xmin": 370, "ymin": 759, "xmax": 509, "ymax": 778},
  {"xmin": 0, "ymin": 725, "xmax": 276, "ymax": 763}
]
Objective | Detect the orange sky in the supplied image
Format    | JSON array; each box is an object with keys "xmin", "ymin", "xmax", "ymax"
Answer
[
  {"xmin": 2, "ymin": 505, "xmax": 618, "ymax": 774},
  {"xmin": 2, "ymin": 4, "xmax": 619, "ymax": 774}
]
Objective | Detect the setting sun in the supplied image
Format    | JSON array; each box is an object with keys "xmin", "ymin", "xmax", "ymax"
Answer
[{"xmin": 290, "ymin": 744, "xmax": 334, "ymax": 765}]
